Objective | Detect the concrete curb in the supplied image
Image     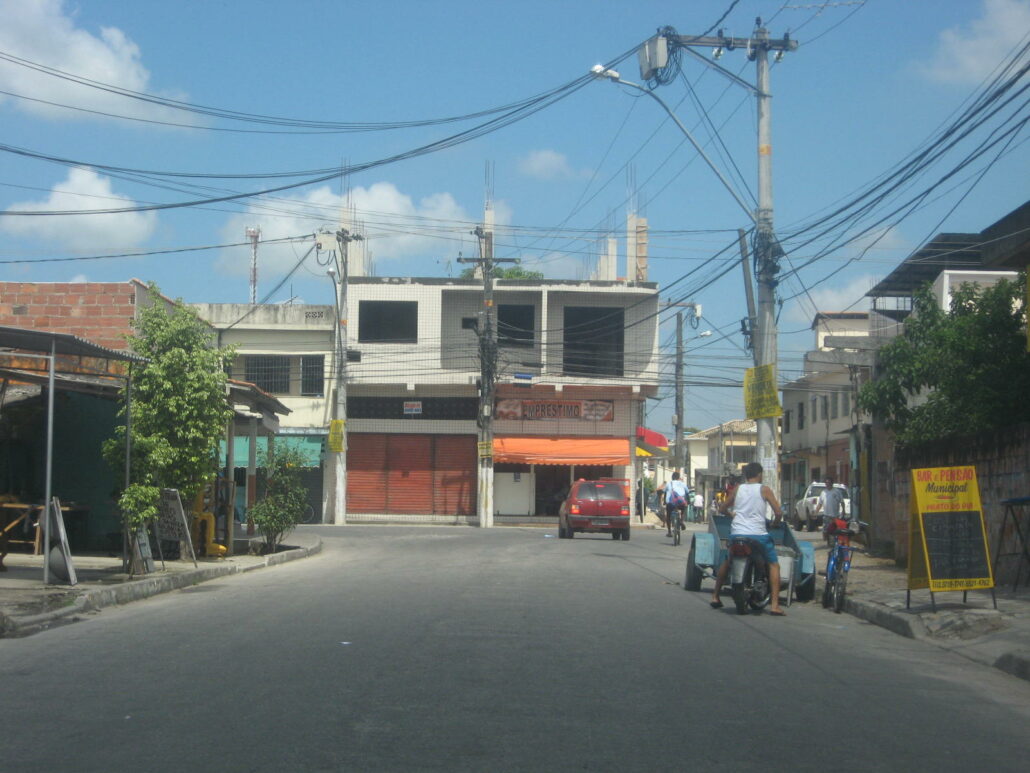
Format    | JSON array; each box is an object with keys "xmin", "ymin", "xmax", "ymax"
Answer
[
  {"xmin": 0, "ymin": 536, "xmax": 322, "ymax": 638},
  {"xmin": 845, "ymin": 594, "xmax": 1030, "ymax": 684},
  {"xmin": 845, "ymin": 596, "xmax": 929, "ymax": 640}
]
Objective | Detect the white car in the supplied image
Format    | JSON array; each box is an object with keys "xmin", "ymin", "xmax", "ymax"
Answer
[{"xmin": 794, "ymin": 482, "xmax": 850, "ymax": 532}]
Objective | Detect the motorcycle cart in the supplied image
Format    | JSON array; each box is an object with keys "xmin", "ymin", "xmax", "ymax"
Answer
[{"xmin": 683, "ymin": 514, "xmax": 816, "ymax": 604}]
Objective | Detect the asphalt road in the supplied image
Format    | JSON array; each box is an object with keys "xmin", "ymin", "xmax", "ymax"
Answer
[{"xmin": 2, "ymin": 525, "xmax": 1028, "ymax": 772}]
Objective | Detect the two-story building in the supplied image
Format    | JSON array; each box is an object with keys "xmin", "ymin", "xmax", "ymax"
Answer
[
  {"xmin": 780, "ymin": 312, "xmax": 870, "ymax": 508},
  {"xmin": 196, "ymin": 276, "xmax": 661, "ymax": 523}
]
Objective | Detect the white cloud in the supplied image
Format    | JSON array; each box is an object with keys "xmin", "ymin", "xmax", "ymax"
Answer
[
  {"xmin": 69, "ymin": 273, "xmax": 88, "ymax": 282},
  {"xmin": 0, "ymin": 0, "xmax": 191, "ymax": 123},
  {"xmin": 518, "ymin": 149, "xmax": 584, "ymax": 181},
  {"xmin": 919, "ymin": 0, "xmax": 1030, "ymax": 85},
  {"xmin": 846, "ymin": 225, "xmax": 908, "ymax": 255},
  {"xmin": 784, "ymin": 273, "xmax": 878, "ymax": 325},
  {"xmin": 216, "ymin": 181, "xmax": 473, "ymax": 278},
  {"xmin": 1, "ymin": 167, "xmax": 157, "ymax": 250}
]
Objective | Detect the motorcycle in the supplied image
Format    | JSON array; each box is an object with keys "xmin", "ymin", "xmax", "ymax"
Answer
[{"xmin": 728, "ymin": 537, "xmax": 771, "ymax": 614}]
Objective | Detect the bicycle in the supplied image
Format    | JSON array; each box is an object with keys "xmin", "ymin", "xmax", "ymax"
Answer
[
  {"xmin": 822, "ymin": 518, "xmax": 867, "ymax": 613},
  {"xmin": 298, "ymin": 504, "xmax": 316, "ymax": 524},
  {"xmin": 667, "ymin": 505, "xmax": 685, "ymax": 546}
]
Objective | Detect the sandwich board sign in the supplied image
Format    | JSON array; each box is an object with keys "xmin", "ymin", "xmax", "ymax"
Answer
[{"xmin": 907, "ymin": 466, "xmax": 995, "ymax": 611}]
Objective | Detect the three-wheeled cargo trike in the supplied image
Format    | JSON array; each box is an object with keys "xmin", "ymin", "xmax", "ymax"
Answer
[{"xmin": 683, "ymin": 514, "xmax": 816, "ymax": 606}]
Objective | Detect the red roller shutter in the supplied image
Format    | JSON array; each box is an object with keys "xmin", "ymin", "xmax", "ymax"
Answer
[
  {"xmin": 433, "ymin": 435, "xmax": 477, "ymax": 515},
  {"xmin": 347, "ymin": 434, "xmax": 387, "ymax": 512},
  {"xmin": 386, "ymin": 435, "xmax": 433, "ymax": 513}
]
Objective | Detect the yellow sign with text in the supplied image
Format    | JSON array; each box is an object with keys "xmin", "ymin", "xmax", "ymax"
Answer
[
  {"xmin": 744, "ymin": 364, "xmax": 782, "ymax": 419},
  {"xmin": 908, "ymin": 466, "xmax": 994, "ymax": 593},
  {"xmin": 327, "ymin": 419, "xmax": 345, "ymax": 453}
]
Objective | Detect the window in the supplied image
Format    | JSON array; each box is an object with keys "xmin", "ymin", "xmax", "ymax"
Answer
[
  {"xmin": 842, "ymin": 391, "xmax": 850, "ymax": 417},
  {"xmin": 783, "ymin": 410, "xmax": 792, "ymax": 434},
  {"xmin": 821, "ymin": 395, "xmax": 829, "ymax": 422},
  {"xmin": 358, "ymin": 301, "xmax": 418, "ymax": 343},
  {"xmin": 831, "ymin": 392, "xmax": 839, "ymax": 420},
  {"xmin": 798, "ymin": 401, "xmax": 805, "ymax": 430},
  {"xmin": 563, "ymin": 306, "xmax": 624, "ymax": 377},
  {"xmin": 497, "ymin": 304, "xmax": 534, "ymax": 347},
  {"xmin": 245, "ymin": 355, "xmax": 289, "ymax": 394},
  {"xmin": 301, "ymin": 355, "xmax": 325, "ymax": 397},
  {"xmin": 811, "ymin": 397, "xmax": 818, "ymax": 424}
]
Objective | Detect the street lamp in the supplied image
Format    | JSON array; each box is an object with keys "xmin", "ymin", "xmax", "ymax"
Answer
[{"xmin": 590, "ymin": 65, "xmax": 756, "ymax": 226}]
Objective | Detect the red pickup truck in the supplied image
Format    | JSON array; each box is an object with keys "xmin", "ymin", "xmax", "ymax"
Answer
[{"xmin": 558, "ymin": 479, "xmax": 631, "ymax": 541}]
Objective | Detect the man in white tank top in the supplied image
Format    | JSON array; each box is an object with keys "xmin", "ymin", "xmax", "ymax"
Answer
[{"xmin": 709, "ymin": 462, "xmax": 786, "ymax": 615}]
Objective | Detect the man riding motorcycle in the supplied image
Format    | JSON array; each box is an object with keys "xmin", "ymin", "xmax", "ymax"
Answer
[{"xmin": 709, "ymin": 462, "xmax": 787, "ymax": 616}]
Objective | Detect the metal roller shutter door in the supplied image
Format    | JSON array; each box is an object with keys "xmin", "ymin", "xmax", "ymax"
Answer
[
  {"xmin": 347, "ymin": 434, "xmax": 387, "ymax": 513},
  {"xmin": 432, "ymin": 435, "xmax": 477, "ymax": 515},
  {"xmin": 386, "ymin": 435, "xmax": 433, "ymax": 513}
]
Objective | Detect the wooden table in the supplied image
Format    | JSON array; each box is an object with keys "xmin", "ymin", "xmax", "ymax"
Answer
[{"xmin": 0, "ymin": 502, "xmax": 87, "ymax": 570}]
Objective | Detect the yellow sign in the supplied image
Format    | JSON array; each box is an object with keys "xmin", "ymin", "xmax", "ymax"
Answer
[
  {"xmin": 327, "ymin": 419, "xmax": 345, "ymax": 453},
  {"xmin": 743, "ymin": 364, "xmax": 782, "ymax": 419},
  {"xmin": 477, "ymin": 441, "xmax": 493, "ymax": 458},
  {"xmin": 908, "ymin": 466, "xmax": 994, "ymax": 593}
]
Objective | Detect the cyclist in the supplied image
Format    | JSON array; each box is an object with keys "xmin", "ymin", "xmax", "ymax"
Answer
[{"xmin": 664, "ymin": 472, "xmax": 689, "ymax": 538}]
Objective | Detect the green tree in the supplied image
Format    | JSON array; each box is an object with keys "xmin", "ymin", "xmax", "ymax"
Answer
[
  {"xmin": 858, "ymin": 275, "xmax": 1030, "ymax": 446},
  {"xmin": 249, "ymin": 444, "xmax": 310, "ymax": 553},
  {"xmin": 104, "ymin": 285, "xmax": 234, "ymax": 528},
  {"xmin": 459, "ymin": 265, "xmax": 544, "ymax": 280}
]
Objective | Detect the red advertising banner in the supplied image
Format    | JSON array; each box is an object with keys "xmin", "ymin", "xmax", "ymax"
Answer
[{"xmin": 494, "ymin": 399, "xmax": 614, "ymax": 422}]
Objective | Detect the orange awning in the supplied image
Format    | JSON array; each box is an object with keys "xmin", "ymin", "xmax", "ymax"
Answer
[{"xmin": 493, "ymin": 437, "xmax": 631, "ymax": 466}]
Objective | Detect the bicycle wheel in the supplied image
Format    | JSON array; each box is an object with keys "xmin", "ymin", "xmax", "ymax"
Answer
[
  {"xmin": 673, "ymin": 516, "xmax": 681, "ymax": 546},
  {"xmin": 832, "ymin": 570, "xmax": 848, "ymax": 613},
  {"xmin": 299, "ymin": 504, "xmax": 315, "ymax": 524}
]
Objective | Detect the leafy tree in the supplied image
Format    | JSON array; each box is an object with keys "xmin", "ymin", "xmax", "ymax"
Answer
[
  {"xmin": 104, "ymin": 285, "xmax": 234, "ymax": 528},
  {"xmin": 459, "ymin": 265, "xmax": 544, "ymax": 280},
  {"xmin": 249, "ymin": 444, "xmax": 310, "ymax": 553},
  {"xmin": 858, "ymin": 276, "xmax": 1030, "ymax": 446}
]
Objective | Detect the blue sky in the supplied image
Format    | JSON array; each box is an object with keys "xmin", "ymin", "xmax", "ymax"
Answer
[{"xmin": 1, "ymin": 0, "xmax": 1028, "ymax": 435}]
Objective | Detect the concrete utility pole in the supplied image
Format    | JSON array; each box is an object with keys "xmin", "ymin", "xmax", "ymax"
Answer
[
  {"xmin": 458, "ymin": 224, "xmax": 516, "ymax": 528},
  {"xmin": 645, "ymin": 24, "xmax": 797, "ymax": 501},
  {"xmin": 246, "ymin": 227, "xmax": 260, "ymax": 304},
  {"xmin": 331, "ymin": 228, "xmax": 362, "ymax": 526},
  {"xmin": 675, "ymin": 311, "xmax": 684, "ymax": 474}
]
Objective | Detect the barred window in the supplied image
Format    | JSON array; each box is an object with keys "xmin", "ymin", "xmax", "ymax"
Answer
[
  {"xmin": 245, "ymin": 355, "xmax": 289, "ymax": 394},
  {"xmin": 301, "ymin": 355, "xmax": 325, "ymax": 397}
]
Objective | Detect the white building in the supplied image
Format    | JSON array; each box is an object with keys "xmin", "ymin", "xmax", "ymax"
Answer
[{"xmin": 195, "ymin": 276, "xmax": 660, "ymax": 522}]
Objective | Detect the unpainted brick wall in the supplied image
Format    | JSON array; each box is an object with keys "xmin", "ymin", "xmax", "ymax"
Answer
[
  {"xmin": 0, "ymin": 282, "xmax": 137, "ymax": 350},
  {"xmin": 890, "ymin": 423, "xmax": 1030, "ymax": 587}
]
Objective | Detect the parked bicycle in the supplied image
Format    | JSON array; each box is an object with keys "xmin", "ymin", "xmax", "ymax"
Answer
[{"xmin": 822, "ymin": 517, "xmax": 868, "ymax": 613}]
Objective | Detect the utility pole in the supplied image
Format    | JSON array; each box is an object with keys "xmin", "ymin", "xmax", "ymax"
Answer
[
  {"xmin": 246, "ymin": 227, "xmax": 260, "ymax": 304},
  {"xmin": 458, "ymin": 225, "xmax": 515, "ymax": 528},
  {"xmin": 657, "ymin": 23, "xmax": 796, "ymax": 501},
  {"xmin": 330, "ymin": 227, "xmax": 362, "ymax": 526},
  {"xmin": 675, "ymin": 311, "xmax": 684, "ymax": 473}
]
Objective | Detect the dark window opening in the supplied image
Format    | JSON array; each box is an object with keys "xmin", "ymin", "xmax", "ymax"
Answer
[
  {"xmin": 245, "ymin": 355, "xmax": 289, "ymax": 394},
  {"xmin": 358, "ymin": 301, "xmax": 418, "ymax": 343},
  {"xmin": 301, "ymin": 355, "xmax": 325, "ymax": 397},
  {"xmin": 797, "ymin": 401, "xmax": 805, "ymax": 430},
  {"xmin": 497, "ymin": 304, "xmax": 534, "ymax": 347},
  {"xmin": 783, "ymin": 410, "xmax": 792, "ymax": 434},
  {"xmin": 563, "ymin": 306, "xmax": 624, "ymax": 377}
]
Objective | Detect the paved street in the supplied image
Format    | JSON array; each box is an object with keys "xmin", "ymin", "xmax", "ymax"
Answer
[{"xmin": 2, "ymin": 525, "xmax": 1029, "ymax": 772}]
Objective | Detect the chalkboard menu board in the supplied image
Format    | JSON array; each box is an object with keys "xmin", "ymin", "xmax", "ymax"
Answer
[{"xmin": 909, "ymin": 467, "xmax": 994, "ymax": 593}]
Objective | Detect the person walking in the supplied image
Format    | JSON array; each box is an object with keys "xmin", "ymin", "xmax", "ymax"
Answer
[{"xmin": 692, "ymin": 490, "xmax": 705, "ymax": 523}]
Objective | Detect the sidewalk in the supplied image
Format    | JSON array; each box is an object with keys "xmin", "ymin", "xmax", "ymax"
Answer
[
  {"xmin": 814, "ymin": 539, "xmax": 1030, "ymax": 683},
  {"xmin": 0, "ymin": 532, "xmax": 321, "ymax": 638}
]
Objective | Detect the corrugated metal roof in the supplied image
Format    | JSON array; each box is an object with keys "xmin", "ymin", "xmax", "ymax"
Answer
[{"xmin": 0, "ymin": 325, "xmax": 147, "ymax": 363}]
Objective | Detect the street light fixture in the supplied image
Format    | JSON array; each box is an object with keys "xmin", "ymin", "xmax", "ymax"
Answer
[{"xmin": 590, "ymin": 64, "xmax": 756, "ymax": 226}]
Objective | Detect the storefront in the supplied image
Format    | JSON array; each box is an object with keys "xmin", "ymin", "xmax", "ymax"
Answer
[
  {"xmin": 491, "ymin": 393, "xmax": 636, "ymax": 516},
  {"xmin": 347, "ymin": 433, "xmax": 477, "ymax": 516}
]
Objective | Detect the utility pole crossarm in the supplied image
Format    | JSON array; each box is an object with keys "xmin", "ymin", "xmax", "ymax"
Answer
[{"xmin": 669, "ymin": 34, "xmax": 798, "ymax": 51}]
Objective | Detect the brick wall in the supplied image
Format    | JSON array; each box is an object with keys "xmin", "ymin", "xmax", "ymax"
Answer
[
  {"xmin": 889, "ymin": 423, "xmax": 1030, "ymax": 587},
  {"xmin": 0, "ymin": 282, "xmax": 138, "ymax": 351}
]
